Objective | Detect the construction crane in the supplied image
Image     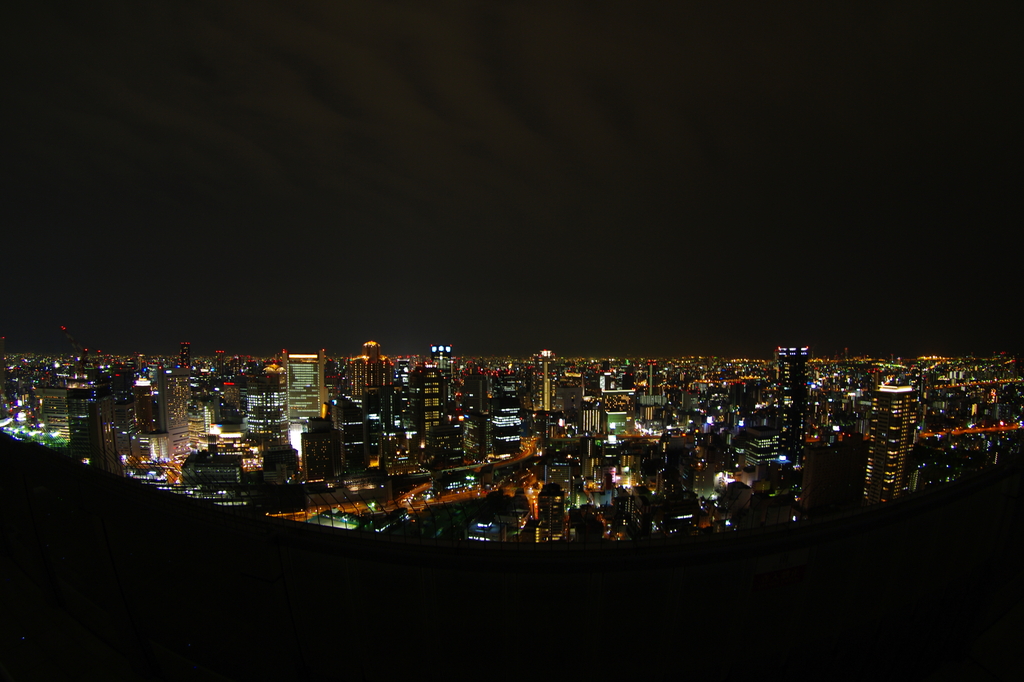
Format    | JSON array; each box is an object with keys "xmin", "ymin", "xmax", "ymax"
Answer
[{"xmin": 60, "ymin": 325, "xmax": 89, "ymax": 377}]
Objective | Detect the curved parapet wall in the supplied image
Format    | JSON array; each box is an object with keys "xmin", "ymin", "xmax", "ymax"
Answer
[{"xmin": 2, "ymin": 434, "xmax": 1022, "ymax": 680}]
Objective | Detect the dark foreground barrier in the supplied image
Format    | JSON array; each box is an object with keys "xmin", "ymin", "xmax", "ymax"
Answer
[{"xmin": 1, "ymin": 433, "xmax": 1022, "ymax": 681}]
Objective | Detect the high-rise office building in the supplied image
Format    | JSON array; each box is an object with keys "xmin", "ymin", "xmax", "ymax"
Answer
[
  {"xmin": 864, "ymin": 385, "xmax": 918, "ymax": 505},
  {"xmin": 601, "ymin": 388, "xmax": 634, "ymax": 435},
  {"xmin": 538, "ymin": 350, "xmax": 555, "ymax": 412},
  {"xmin": 742, "ymin": 425, "xmax": 781, "ymax": 467},
  {"xmin": 537, "ymin": 483, "xmax": 566, "ymax": 541},
  {"xmin": 461, "ymin": 373, "xmax": 489, "ymax": 414},
  {"xmin": 67, "ymin": 382, "xmax": 120, "ymax": 475},
  {"xmin": 362, "ymin": 385, "xmax": 398, "ymax": 467},
  {"xmin": 155, "ymin": 368, "xmax": 191, "ymax": 457},
  {"xmin": 430, "ymin": 344, "xmax": 453, "ymax": 376},
  {"xmin": 409, "ymin": 364, "xmax": 445, "ymax": 452},
  {"xmin": 133, "ymin": 379, "xmax": 156, "ymax": 434},
  {"xmin": 284, "ymin": 350, "xmax": 327, "ymax": 422},
  {"xmin": 777, "ymin": 346, "xmax": 809, "ymax": 464},
  {"xmin": 283, "ymin": 351, "xmax": 326, "ymax": 455},
  {"xmin": 331, "ymin": 397, "xmax": 364, "ymax": 471},
  {"xmin": 348, "ymin": 341, "xmax": 393, "ymax": 401},
  {"xmin": 302, "ymin": 408, "xmax": 344, "ymax": 483},
  {"xmin": 245, "ymin": 367, "xmax": 289, "ymax": 451},
  {"xmin": 112, "ymin": 401, "xmax": 141, "ymax": 461},
  {"xmin": 463, "ymin": 412, "xmax": 492, "ymax": 462},
  {"xmin": 490, "ymin": 395, "xmax": 522, "ymax": 458},
  {"xmin": 38, "ymin": 387, "xmax": 71, "ymax": 440},
  {"xmin": 179, "ymin": 342, "xmax": 191, "ymax": 369}
]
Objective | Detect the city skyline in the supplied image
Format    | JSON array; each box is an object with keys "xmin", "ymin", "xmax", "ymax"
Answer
[
  {"xmin": 2, "ymin": 3, "xmax": 1019, "ymax": 676},
  {"xmin": 3, "ymin": 331, "xmax": 1020, "ymax": 364},
  {"xmin": 3, "ymin": 1, "xmax": 1019, "ymax": 360}
]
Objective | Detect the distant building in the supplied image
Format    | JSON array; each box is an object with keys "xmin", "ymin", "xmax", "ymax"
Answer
[
  {"xmin": 302, "ymin": 413, "xmax": 344, "ymax": 483},
  {"xmin": 182, "ymin": 452, "xmax": 242, "ymax": 487},
  {"xmin": 263, "ymin": 445, "xmax": 298, "ymax": 484},
  {"xmin": 112, "ymin": 401, "xmax": 141, "ymax": 461},
  {"xmin": 490, "ymin": 395, "xmax": 522, "ymax": 458},
  {"xmin": 461, "ymin": 373, "xmax": 489, "ymax": 414},
  {"xmin": 38, "ymin": 387, "xmax": 71, "ymax": 440},
  {"xmin": 331, "ymin": 397, "xmax": 365, "ymax": 471},
  {"xmin": 537, "ymin": 350, "xmax": 555, "ymax": 412},
  {"xmin": 430, "ymin": 344, "xmax": 453, "ymax": 376},
  {"xmin": 348, "ymin": 341, "xmax": 393, "ymax": 401},
  {"xmin": 363, "ymin": 385, "xmax": 399, "ymax": 467},
  {"xmin": 778, "ymin": 346, "xmax": 809, "ymax": 464},
  {"xmin": 67, "ymin": 382, "xmax": 120, "ymax": 475},
  {"xmin": 742, "ymin": 425, "xmax": 781, "ymax": 466},
  {"xmin": 155, "ymin": 368, "xmax": 190, "ymax": 457},
  {"xmin": 284, "ymin": 350, "xmax": 326, "ymax": 422},
  {"xmin": 463, "ymin": 411, "xmax": 492, "ymax": 462},
  {"xmin": 409, "ymin": 364, "xmax": 445, "ymax": 453},
  {"xmin": 537, "ymin": 483, "xmax": 566, "ymax": 541},
  {"xmin": 601, "ymin": 389, "xmax": 634, "ymax": 435},
  {"xmin": 245, "ymin": 367, "xmax": 289, "ymax": 451}
]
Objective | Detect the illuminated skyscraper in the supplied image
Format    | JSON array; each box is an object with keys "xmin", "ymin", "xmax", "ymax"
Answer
[
  {"xmin": 646, "ymin": 360, "xmax": 658, "ymax": 396},
  {"xmin": 133, "ymin": 379, "xmax": 155, "ymax": 433},
  {"xmin": 864, "ymin": 385, "xmax": 918, "ymax": 505},
  {"xmin": 490, "ymin": 395, "xmax": 522, "ymax": 458},
  {"xmin": 284, "ymin": 350, "xmax": 326, "ymax": 422},
  {"xmin": 777, "ymin": 346, "xmax": 809, "ymax": 464},
  {"xmin": 156, "ymin": 368, "xmax": 191, "ymax": 457},
  {"xmin": 179, "ymin": 342, "xmax": 191, "ymax": 369},
  {"xmin": 409, "ymin": 363, "xmax": 445, "ymax": 452},
  {"xmin": 348, "ymin": 341, "xmax": 393, "ymax": 400},
  {"xmin": 430, "ymin": 344, "xmax": 453, "ymax": 376},
  {"xmin": 601, "ymin": 388, "xmax": 634, "ymax": 436},
  {"xmin": 463, "ymin": 411, "xmax": 492, "ymax": 462},
  {"xmin": 245, "ymin": 366, "xmax": 289, "ymax": 451},
  {"xmin": 38, "ymin": 387, "xmax": 70, "ymax": 441},
  {"xmin": 538, "ymin": 350, "xmax": 555, "ymax": 412}
]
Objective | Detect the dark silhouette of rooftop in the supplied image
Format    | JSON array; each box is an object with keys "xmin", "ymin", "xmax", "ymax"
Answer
[{"xmin": 1, "ymin": 433, "xmax": 1021, "ymax": 681}]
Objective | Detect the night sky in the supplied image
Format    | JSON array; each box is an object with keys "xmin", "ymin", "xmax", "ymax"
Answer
[{"xmin": 4, "ymin": 1, "xmax": 1019, "ymax": 360}]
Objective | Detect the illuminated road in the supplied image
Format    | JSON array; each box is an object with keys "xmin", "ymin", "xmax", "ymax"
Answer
[
  {"xmin": 931, "ymin": 378, "xmax": 1022, "ymax": 390},
  {"xmin": 920, "ymin": 423, "xmax": 1022, "ymax": 438}
]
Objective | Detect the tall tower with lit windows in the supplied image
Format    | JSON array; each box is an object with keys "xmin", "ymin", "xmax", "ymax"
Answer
[
  {"xmin": 864, "ymin": 385, "xmax": 918, "ymax": 505},
  {"xmin": 409, "ymin": 363, "xmax": 445, "ymax": 452},
  {"xmin": 348, "ymin": 341, "xmax": 393, "ymax": 401},
  {"xmin": 284, "ymin": 350, "xmax": 326, "ymax": 422},
  {"xmin": 538, "ymin": 350, "xmax": 555, "ymax": 412},
  {"xmin": 777, "ymin": 346, "xmax": 809, "ymax": 464},
  {"xmin": 430, "ymin": 344, "xmax": 453, "ymax": 377},
  {"xmin": 245, "ymin": 365, "xmax": 289, "ymax": 451},
  {"xmin": 156, "ymin": 367, "xmax": 191, "ymax": 457}
]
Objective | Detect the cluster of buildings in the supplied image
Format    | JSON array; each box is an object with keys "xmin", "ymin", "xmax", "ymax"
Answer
[{"xmin": 1, "ymin": 336, "xmax": 1020, "ymax": 540}]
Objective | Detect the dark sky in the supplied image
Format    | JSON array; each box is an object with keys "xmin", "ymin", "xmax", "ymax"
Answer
[{"xmin": 3, "ymin": 1, "xmax": 1019, "ymax": 360}]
